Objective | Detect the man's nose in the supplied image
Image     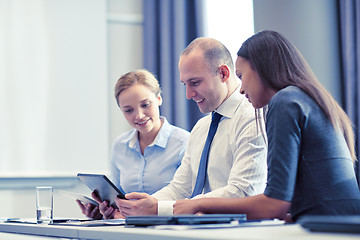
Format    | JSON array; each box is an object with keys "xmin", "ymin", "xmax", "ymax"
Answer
[{"xmin": 186, "ymin": 86, "xmax": 195, "ymax": 100}]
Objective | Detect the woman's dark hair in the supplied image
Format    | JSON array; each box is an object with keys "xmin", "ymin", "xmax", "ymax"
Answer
[{"xmin": 238, "ymin": 30, "xmax": 355, "ymax": 161}]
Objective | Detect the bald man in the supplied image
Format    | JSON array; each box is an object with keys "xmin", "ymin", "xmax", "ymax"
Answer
[{"xmin": 101, "ymin": 37, "xmax": 267, "ymax": 218}]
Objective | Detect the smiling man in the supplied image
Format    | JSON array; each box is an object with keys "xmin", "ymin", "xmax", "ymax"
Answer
[{"xmin": 101, "ymin": 37, "xmax": 268, "ymax": 218}]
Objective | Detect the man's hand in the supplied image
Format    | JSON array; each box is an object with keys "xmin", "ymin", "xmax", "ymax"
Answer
[
  {"xmin": 97, "ymin": 200, "xmax": 124, "ymax": 219},
  {"xmin": 115, "ymin": 192, "xmax": 158, "ymax": 217},
  {"xmin": 173, "ymin": 199, "xmax": 201, "ymax": 215}
]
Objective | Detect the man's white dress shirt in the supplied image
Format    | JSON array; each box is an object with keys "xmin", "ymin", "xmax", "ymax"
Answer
[{"xmin": 153, "ymin": 87, "xmax": 268, "ymax": 215}]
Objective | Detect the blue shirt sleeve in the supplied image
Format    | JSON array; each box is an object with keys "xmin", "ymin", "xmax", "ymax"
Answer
[{"xmin": 264, "ymin": 89, "xmax": 303, "ymax": 201}]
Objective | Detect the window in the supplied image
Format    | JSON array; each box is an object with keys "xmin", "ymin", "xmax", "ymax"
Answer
[{"xmin": 203, "ymin": 0, "xmax": 254, "ymax": 63}]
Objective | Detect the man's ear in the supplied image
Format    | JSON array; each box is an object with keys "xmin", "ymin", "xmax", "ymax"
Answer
[
  {"xmin": 157, "ymin": 94, "xmax": 163, "ymax": 106},
  {"xmin": 218, "ymin": 65, "xmax": 230, "ymax": 82}
]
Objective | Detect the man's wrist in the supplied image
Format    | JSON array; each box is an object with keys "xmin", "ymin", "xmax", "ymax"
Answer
[{"xmin": 153, "ymin": 198, "xmax": 158, "ymax": 215}]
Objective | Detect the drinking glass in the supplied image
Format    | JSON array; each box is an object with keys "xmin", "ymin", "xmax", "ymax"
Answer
[{"xmin": 36, "ymin": 186, "xmax": 53, "ymax": 224}]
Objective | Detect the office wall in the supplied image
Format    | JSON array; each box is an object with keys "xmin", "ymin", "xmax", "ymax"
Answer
[
  {"xmin": 0, "ymin": 0, "xmax": 109, "ymax": 174},
  {"xmin": 107, "ymin": 0, "xmax": 143, "ymax": 146},
  {"xmin": 253, "ymin": 0, "xmax": 341, "ymax": 104},
  {"xmin": 1, "ymin": 177, "xmax": 89, "ymax": 219},
  {"xmin": 0, "ymin": 0, "xmax": 143, "ymax": 219}
]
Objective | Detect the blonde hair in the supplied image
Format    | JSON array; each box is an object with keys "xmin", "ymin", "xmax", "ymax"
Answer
[
  {"xmin": 114, "ymin": 69, "xmax": 161, "ymax": 107},
  {"xmin": 238, "ymin": 30, "xmax": 356, "ymax": 161}
]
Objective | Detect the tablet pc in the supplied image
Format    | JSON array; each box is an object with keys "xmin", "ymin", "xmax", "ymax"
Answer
[
  {"xmin": 125, "ymin": 214, "xmax": 247, "ymax": 226},
  {"xmin": 77, "ymin": 173, "xmax": 126, "ymax": 208},
  {"xmin": 58, "ymin": 190, "xmax": 98, "ymax": 205}
]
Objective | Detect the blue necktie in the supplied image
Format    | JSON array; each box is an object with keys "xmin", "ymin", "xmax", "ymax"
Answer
[{"xmin": 191, "ymin": 111, "xmax": 222, "ymax": 198}]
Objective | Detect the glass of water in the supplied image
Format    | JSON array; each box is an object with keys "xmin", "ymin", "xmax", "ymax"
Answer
[{"xmin": 36, "ymin": 186, "xmax": 53, "ymax": 224}]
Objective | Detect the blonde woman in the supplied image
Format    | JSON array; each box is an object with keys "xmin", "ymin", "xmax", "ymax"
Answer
[{"xmin": 78, "ymin": 69, "xmax": 189, "ymax": 219}]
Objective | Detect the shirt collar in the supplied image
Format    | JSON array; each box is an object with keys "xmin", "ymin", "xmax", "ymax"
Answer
[
  {"xmin": 153, "ymin": 117, "xmax": 171, "ymax": 148},
  {"xmin": 127, "ymin": 117, "xmax": 170, "ymax": 149},
  {"xmin": 215, "ymin": 85, "xmax": 244, "ymax": 119}
]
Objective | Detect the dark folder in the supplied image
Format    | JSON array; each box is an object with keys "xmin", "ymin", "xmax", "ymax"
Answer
[
  {"xmin": 125, "ymin": 214, "xmax": 247, "ymax": 226},
  {"xmin": 299, "ymin": 215, "xmax": 360, "ymax": 234}
]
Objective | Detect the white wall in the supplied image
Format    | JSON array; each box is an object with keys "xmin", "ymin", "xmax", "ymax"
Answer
[
  {"xmin": 43, "ymin": 0, "xmax": 109, "ymax": 174},
  {"xmin": 0, "ymin": 0, "xmax": 143, "ymax": 219},
  {"xmin": 0, "ymin": 0, "xmax": 108, "ymax": 174},
  {"xmin": 107, "ymin": 0, "xmax": 143, "ymax": 145},
  {"xmin": 0, "ymin": 177, "xmax": 90, "ymax": 219}
]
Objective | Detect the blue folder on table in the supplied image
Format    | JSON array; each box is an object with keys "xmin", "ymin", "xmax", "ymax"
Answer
[
  {"xmin": 299, "ymin": 215, "xmax": 360, "ymax": 234},
  {"xmin": 125, "ymin": 214, "xmax": 247, "ymax": 226}
]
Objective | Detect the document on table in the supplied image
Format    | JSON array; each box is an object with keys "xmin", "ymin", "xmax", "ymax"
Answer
[
  {"xmin": 52, "ymin": 219, "xmax": 126, "ymax": 227},
  {"xmin": 3, "ymin": 218, "xmax": 126, "ymax": 227}
]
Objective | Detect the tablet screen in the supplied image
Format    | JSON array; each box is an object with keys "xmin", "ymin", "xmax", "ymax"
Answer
[
  {"xmin": 77, "ymin": 173, "xmax": 126, "ymax": 208},
  {"xmin": 58, "ymin": 190, "xmax": 98, "ymax": 205}
]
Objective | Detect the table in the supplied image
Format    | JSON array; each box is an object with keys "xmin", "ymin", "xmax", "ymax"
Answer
[{"xmin": 0, "ymin": 221, "xmax": 359, "ymax": 240}]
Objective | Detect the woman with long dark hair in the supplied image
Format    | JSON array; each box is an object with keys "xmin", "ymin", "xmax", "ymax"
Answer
[{"xmin": 173, "ymin": 31, "xmax": 360, "ymax": 222}]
